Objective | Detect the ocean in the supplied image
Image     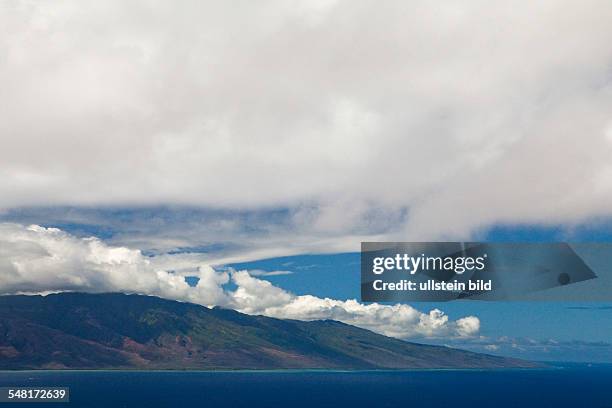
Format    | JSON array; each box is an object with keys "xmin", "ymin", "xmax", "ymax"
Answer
[{"xmin": 0, "ymin": 364, "xmax": 609, "ymax": 407}]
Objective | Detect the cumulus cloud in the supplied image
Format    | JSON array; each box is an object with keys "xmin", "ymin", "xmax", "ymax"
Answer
[
  {"xmin": 230, "ymin": 271, "xmax": 478, "ymax": 338},
  {"xmin": 0, "ymin": 223, "xmax": 230, "ymax": 306},
  {"xmin": 0, "ymin": 223, "xmax": 478, "ymax": 339},
  {"xmin": 1, "ymin": 1, "xmax": 612, "ymax": 244}
]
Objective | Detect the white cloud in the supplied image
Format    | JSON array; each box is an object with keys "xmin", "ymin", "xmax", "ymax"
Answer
[
  {"xmin": 1, "ymin": 1, "xmax": 612, "ymax": 243},
  {"xmin": 0, "ymin": 223, "xmax": 230, "ymax": 306},
  {"xmin": 0, "ymin": 223, "xmax": 478, "ymax": 340},
  {"xmin": 246, "ymin": 269, "xmax": 294, "ymax": 277},
  {"xmin": 229, "ymin": 271, "xmax": 477, "ymax": 338},
  {"xmin": 428, "ymin": 335, "xmax": 612, "ymax": 362},
  {"xmin": 455, "ymin": 316, "xmax": 481, "ymax": 338}
]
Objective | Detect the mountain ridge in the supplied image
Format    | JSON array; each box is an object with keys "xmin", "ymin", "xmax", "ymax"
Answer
[{"xmin": 0, "ymin": 292, "xmax": 538, "ymax": 370}]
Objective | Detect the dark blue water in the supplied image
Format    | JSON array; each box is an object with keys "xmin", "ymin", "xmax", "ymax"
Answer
[{"xmin": 1, "ymin": 364, "xmax": 610, "ymax": 408}]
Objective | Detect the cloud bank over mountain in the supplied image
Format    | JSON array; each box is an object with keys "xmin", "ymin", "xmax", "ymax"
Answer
[
  {"xmin": 2, "ymin": 0, "xmax": 612, "ymax": 245},
  {"xmin": 0, "ymin": 223, "xmax": 478, "ymax": 340}
]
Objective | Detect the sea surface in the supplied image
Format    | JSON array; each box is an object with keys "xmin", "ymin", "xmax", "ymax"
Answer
[{"xmin": 0, "ymin": 363, "xmax": 610, "ymax": 408}]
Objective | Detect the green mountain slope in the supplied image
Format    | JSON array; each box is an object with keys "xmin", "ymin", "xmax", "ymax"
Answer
[{"xmin": 0, "ymin": 293, "xmax": 537, "ymax": 370}]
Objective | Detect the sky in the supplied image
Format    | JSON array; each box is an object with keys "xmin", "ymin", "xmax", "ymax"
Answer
[{"xmin": 1, "ymin": 0, "xmax": 612, "ymax": 362}]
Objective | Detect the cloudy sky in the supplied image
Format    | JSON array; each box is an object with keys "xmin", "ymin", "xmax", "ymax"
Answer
[{"xmin": 1, "ymin": 0, "xmax": 612, "ymax": 361}]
